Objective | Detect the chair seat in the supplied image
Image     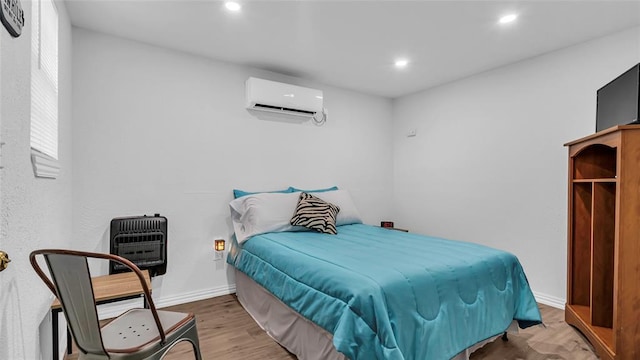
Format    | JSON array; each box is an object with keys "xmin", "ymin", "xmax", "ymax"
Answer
[{"xmin": 102, "ymin": 308, "xmax": 194, "ymax": 353}]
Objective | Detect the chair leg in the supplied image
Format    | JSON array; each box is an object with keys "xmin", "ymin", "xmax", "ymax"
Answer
[
  {"xmin": 191, "ymin": 340, "xmax": 202, "ymax": 360},
  {"xmin": 185, "ymin": 323, "xmax": 202, "ymax": 360},
  {"xmin": 158, "ymin": 324, "xmax": 202, "ymax": 360},
  {"xmin": 157, "ymin": 338, "xmax": 200, "ymax": 360}
]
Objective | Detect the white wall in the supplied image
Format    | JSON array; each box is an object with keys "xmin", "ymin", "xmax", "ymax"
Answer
[
  {"xmin": 71, "ymin": 28, "xmax": 394, "ymax": 305},
  {"xmin": 392, "ymin": 26, "xmax": 640, "ymax": 305},
  {"xmin": 0, "ymin": 1, "xmax": 73, "ymax": 359}
]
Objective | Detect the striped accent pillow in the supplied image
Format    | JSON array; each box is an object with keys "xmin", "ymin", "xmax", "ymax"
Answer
[{"xmin": 290, "ymin": 192, "xmax": 340, "ymax": 235}]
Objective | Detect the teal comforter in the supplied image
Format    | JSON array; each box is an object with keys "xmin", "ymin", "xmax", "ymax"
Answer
[{"xmin": 229, "ymin": 224, "xmax": 541, "ymax": 360}]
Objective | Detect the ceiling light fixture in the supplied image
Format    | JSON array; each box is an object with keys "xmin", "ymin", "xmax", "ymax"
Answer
[
  {"xmin": 225, "ymin": 2, "xmax": 241, "ymax": 12},
  {"xmin": 498, "ymin": 13, "xmax": 518, "ymax": 24},
  {"xmin": 394, "ymin": 59, "xmax": 409, "ymax": 69}
]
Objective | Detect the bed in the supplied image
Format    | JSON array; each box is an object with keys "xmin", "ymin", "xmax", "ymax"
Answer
[{"xmin": 227, "ymin": 189, "xmax": 542, "ymax": 360}]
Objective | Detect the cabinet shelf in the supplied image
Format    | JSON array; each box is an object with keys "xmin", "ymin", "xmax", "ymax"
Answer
[
  {"xmin": 572, "ymin": 144, "xmax": 616, "ymax": 180},
  {"xmin": 572, "ymin": 178, "xmax": 616, "ymax": 183},
  {"xmin": 566, "ymin": 304, "xmax": 614, "ymax": 358}
]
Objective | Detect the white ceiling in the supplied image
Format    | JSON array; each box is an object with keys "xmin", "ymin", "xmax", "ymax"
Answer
[{"xmin": 64, "ymin": 0, "xmax": 640, "ymax": 98}]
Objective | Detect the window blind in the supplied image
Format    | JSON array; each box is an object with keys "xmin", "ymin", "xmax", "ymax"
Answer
[{"xmin": 30, "ymin": 0, "xmax": 59, "ymax": 178}]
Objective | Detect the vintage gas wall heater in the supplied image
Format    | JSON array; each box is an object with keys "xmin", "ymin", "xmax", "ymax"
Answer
[{"xmin": 109, "ymin": 214, "xmax": 167, "ymax": 277}]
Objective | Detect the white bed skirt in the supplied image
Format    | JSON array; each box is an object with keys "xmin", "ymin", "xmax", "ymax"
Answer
[{"xmin": 234, "ymin": 269, "xmax": 515, "ymax": 360}]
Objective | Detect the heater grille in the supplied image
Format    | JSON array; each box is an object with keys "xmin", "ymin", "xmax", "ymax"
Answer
[{"xmin": 110, "ymin": 214, "xmax": 167, "ymax": 276}]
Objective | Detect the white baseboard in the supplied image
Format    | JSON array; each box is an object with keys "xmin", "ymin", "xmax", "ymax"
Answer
[
  {"xmin": 533, "ymin": 290, "xmax": 565, "ymax": 310},
  {"xmin": 155, "ymin": 284, "xmax": 237, "ymax": 309},
  {"xmin": 96, "ymin": 284, "xmax": 236, "ymax": 320}
]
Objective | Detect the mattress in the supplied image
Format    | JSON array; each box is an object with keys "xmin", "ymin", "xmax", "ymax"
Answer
[{"xmin": 228, "ymin": 224, "xmax": 542, "ymax": 360}]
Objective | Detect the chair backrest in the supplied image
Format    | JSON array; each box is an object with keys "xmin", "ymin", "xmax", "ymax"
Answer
[
  {"xmin": 33, "ymin": 251, "xmax": 107, "ymax": 357},
  {"xmin": 30, "ymin": 249, "xmax": 165, "ymax": 358}
]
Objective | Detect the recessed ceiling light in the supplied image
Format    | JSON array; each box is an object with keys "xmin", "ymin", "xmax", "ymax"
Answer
[
  {"xmin": 394, "ymin": 59, "xmax": 409, "ymax": 68},
  {"xmin": 225, "ymin": 2, "xmax": 241, "ymax": 12},
  {"xmin": 499, "ymin": 13, "xmax": 518, "ymax": 24}
]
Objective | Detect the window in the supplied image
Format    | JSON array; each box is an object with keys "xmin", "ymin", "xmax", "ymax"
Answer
[{"xmin": 30, "ymin": 0, "xmax": 59, "ymax": 178}]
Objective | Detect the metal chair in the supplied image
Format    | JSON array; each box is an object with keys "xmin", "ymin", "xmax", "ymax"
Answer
[{"xmin": 30, "ymin": 249, "xmax": 202, "ymax": 360}]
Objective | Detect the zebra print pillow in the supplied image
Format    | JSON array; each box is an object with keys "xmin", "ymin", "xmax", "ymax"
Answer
[{"xmin": 290, "ymin": 192, "xmax": 340, "ymax": 235}]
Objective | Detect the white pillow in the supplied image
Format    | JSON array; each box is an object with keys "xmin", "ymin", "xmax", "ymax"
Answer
[
  {"xmin": 229, "ymin": 192, "xmax": 307, "ymax": 243},
  {"xmin": 313, "ymin": 190, "xmax": 363, "ymax": 226}
]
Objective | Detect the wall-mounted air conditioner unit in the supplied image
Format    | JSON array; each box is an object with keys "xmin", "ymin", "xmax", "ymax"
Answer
[{"xmin": 246, "ymin": 77, "xmax": 323, "ymax": 118}]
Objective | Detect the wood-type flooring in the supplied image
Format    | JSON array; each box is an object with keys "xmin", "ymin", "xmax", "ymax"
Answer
[{"xmin": 66, "ymin": 295, "xmax": 597, "ymax": 359}]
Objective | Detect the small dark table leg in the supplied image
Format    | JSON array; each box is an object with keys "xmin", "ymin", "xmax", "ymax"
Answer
[
  {"xmin": 501, "ymin": 332, "xmax": 509, "ymax": 341},
  {"xmin": 67, "ymin": 328, "xmax": 72, "ymax": 354},
  {"xmin": 52, "ymin": 310, "xmax": 58, "ymax": 360}
]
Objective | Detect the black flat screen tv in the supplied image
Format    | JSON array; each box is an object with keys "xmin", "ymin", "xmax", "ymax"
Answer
[{"xmin": 596, "ymin": 63, "xmax": 640, "ymax": 132}]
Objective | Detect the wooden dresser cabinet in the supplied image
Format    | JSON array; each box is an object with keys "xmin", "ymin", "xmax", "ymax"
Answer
[{"xmin": 565, "ymin": 125, "xmax": 640, "ymax": 360}]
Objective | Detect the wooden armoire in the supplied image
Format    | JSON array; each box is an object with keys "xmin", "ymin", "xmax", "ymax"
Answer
[{"xmin": 565, "ymin": 125, "xmax": 640, "ymax": 359}]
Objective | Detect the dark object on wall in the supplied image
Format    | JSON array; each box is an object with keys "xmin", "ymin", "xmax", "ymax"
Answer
[
  {"xmin": 0, "ymin": 0, "xmax": 24, "ymax": 37},
  {"xmin": 109, "ymin": 214, "xmax": 167, "ymax": 277},
  {"xmin": 381, "ymin": 221, "xmax": 394, "ymax": 228},
  {"xmin": 596, "ymin": 63, "xmax": 640, "ymax": 132}
]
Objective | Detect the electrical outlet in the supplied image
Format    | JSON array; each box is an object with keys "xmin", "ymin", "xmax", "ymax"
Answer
[
  {"xmin": 407, "ymin": 129, "xmax": 417, "ymax": 137},
  {"xmin": 214, "ymin": 251, "xmax": 223, "ymax": 261}
]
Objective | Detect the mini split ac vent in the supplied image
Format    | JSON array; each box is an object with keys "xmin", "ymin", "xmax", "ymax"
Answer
[
  {"xmin": 253, "ymin": 103, "xmax": 316, "ymax": 116},
  {"xmin": 246, "ymin": 77, "xmax": 323, "ymax": 118}
]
